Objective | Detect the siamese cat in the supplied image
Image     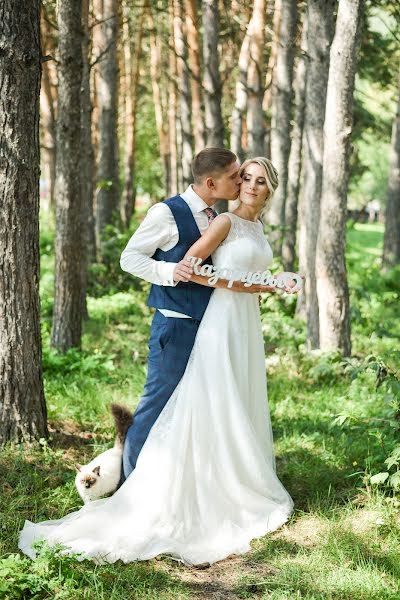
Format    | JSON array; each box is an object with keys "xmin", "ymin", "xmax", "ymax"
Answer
[{"xmin": 75, "ymin": 403, "xmax": 132, "ymax": 504}]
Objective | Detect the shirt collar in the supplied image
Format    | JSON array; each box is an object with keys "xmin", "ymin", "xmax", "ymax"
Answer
[{"xmin": 181, "ymin": 185, "xmax": 216, "ymax": 213}]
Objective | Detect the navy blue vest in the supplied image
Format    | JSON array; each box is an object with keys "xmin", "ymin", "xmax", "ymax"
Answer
[{"xmin": 146, "ymin": 195, "xmax": 214, "ymax": 320}]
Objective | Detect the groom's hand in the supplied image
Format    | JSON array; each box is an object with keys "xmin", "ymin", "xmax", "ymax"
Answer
[{"xmin": 173, "ymin": 258, "xmax": 194, "ymax": 283}]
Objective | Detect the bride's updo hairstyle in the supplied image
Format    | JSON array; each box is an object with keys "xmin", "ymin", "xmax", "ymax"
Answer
[{"xmin": 239, "ymin": 157, "xmax": 279, "ymax": 219}]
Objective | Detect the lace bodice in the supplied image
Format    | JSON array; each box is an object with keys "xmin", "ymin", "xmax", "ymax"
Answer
[{"xmin": 212, "ymin": 212, "xmax": 273, "ymax": 272}]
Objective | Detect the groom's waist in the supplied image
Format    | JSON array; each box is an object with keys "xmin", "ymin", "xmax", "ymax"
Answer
[{"xmin": 147, "ymin": 283, "xmax": 213, "ymax": 320}]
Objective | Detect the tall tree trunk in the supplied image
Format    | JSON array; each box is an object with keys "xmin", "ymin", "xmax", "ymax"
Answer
[
  {"xmin": 202, "ymin": 0, "xmax": 226, "ymax": 212},
  {"xmin": 230, "ymin": 28, "xmax": 251, "ymax": 163},
  {"xmin": 51, "ymin": 0, "xmax": 85, "ymax": 352},
  {"xmin": 282, "ymin": 16, "xmax": 307, "ymax": 272},
  {"xmin": 168, "ymin": 2, "xmax": 178, "ymax": 195},
  {"xmin": 149, "ymin": 7, "xmax": 171, "ymax": 195},
  {"xmin": 316, "ymin": 0, "xmax": 364, "ymax": 355},
  {"xmin": 298, "ymin": 0, "xmax": 335, "ymax": 349},
  {"xmin": 268, "ymin": 0, "xmax": 297, "ymax": 253},
  {"xmin": 247, "ymin": 0, "xmax": 266, "ymax": 157},
  {"xmin": 121, "ymin": 3, "xmax": 144, "ymax": 226},
  {"xmin": 174, "ymin": 0, "xmax": 193, "ymax": 188},
  {"xmin": 382, "ymin": 74, "xmax": 400, "ymax": 269},
  {"xmin": 0, "ymin": 0, "xmax": 47, "ymax": 444},
  {"xmin": 40, "ymin": 7, "xmax": 57, "ymax": 212},
  {"xmin": 185, "ymin": 0, "xmax": 205, "ymax": 155},
  {"xmin": 81, "ymin": 0, "xmax": 96, "ymax": 267},
  {"xmin": 263, "ymin": 0, "xmax": 281, "ymax": 114},
  {"xmin": 94, "ymin": 0, "xmax": 119, "ymax": 245}
]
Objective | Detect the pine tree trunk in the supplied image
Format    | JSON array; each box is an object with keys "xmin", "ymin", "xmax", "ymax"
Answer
[
  {"xmin": 268, "ymin": 0, "xmax": 297, "ymax": 253},
  {"xmin": 282, "ymin": 16, "xmax": 307, "ymax": 272},
  {"xmin": 149, "ymin": 7, "xmax": 171, "ymax": 196},
  {"xmin": 81, "ymin": 0, "xmax": 96, "ymax": 266},
  {"xmin": 0, "ymin": 0, "xmax": 47, "ymax": 444},
  {"xmin": 94, "ymin": 0, "xmax": 119, "ymax": 242},
  {"xmin": 40, "ymin": 7, "xmax": 57, "ymax": 212},
  {"xmin": 202, "ymin": 0, "xmax": 224, "ymax": 147},
  {"xmin": 202, "ymin": 0, "xmax": 226, "ymax": 212},
  {"xmin": 174, "ymin": 0, "xmax": 193, "ymax": 188},
  {"xmin": 316, "ymin": 0, "xmax": 364, "ymax": 355},
  {"xmin": 230, "ymin": 27, "xmax": 251, "ymax": 163},
  {"xmin": 382, "ymin": 74, "xmax": 400, "ymax": 269},
  {"xmin": 247, "ymin": 0, "xmax": 266, "ymax": 158},
  {"xmin": 185, "ymin": 0, "xmax": 205, "ymax": 155},
  {"xmin": 121, "ymin": 3, "xmax": 144, "ymax": 226},
  {"xmin": 168, "ymin": 1, "xmax": 178, "ymax": 196},
  {"xmin": 299, "ymin": 0, "xmax": 335, "ymax": 349},
  {"xmin": 51, "ymin": 0, "xmax": 85, "ymax": 352}
]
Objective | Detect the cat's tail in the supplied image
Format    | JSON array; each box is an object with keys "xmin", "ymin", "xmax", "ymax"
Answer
[{"xmin": 110, "ymin": 403, "xmax": 133, "ymax": 449}]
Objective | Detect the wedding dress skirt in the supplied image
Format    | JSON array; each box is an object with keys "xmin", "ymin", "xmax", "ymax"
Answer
[{"xmin": 19, "ymin": 213, "xmax": 293, "ymax": 566}]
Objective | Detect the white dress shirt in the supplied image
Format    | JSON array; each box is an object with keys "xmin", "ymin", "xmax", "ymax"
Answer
[{"xmin": 120, "ymin": 186, "xmax": 216, "ymax": 318}]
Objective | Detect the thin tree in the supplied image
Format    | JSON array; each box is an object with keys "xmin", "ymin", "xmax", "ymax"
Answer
[
  {"xmin": 93, "ymin": 0, "xmax": 119, "ymax": 244},
  {"xmin": 0, "ymin": 0, "xmax": 47, "ymax": 443},
  {"xmin": 168, "ymin": 1, "xmax": 178, "ymax": 195},
  {"xmin": 202, "ymin": 0, "xmax": 226, "ymax": 211},
  {"xmin": 174, "ymin": 0, "xmax": 193, "ymax": 188},
  {"xmin": 268, "ymin": 0, "xmax": 297, "ymax": 253},
  {"xmin": 247, "ymin": 0, "xmax": 267, "ymax": 157},
  {"xmin": 81, "ymin": 0, "xmax": 96, "ymax": 266},
  {"xmin": 282, "ymin": 16, "xmax": 307, "ymax": 272},
  {"xmin": 40, "ymin": 5, "xmax": 58, "ymax": 212},
  {"xmin": 121, "ymin": 2, "xmax": 144, "ymax": 226},
  {"xmin": 185, "ymin": 0, "xmax": 205, "ymax": 154},
  {"xmin": 316, "ymin": 0, "xmax": 365, "ymax": 355},
  {"xmin": 51, "ymin": 0, "xmax": 85, "ymax": 352},
  {"xmin": 382, "ymin": 73, "xmax": 400, "ymax": 269},
  {"xmin": 230, "ymin": 18, "xmax": 251, "ymax": 163},
  {"xmin": 298, "ymin": 0, "xmax": 335, "ymax": 349},
  {"xmin": 149, "ymin": 6, "xmax": 171, "ymax": 195}
]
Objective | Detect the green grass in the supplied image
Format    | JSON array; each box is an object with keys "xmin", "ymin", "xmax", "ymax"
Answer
[{"xmin": 0, "ymin": 220, "xmax": 399, "ymax": 599}]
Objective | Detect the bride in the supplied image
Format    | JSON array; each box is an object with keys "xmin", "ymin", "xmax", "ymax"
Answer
[{"xmin": 19, "ymin": 157, "xmax": 294, "ymax": 567}]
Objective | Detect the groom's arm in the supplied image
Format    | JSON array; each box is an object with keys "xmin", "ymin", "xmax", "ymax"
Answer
[{"xmin": 120, "ymin": 203, "xmax": 179, "ymax": 286}]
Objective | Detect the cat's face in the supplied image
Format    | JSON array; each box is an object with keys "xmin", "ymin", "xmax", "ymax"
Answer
[{"xmin": 76, "ymin": 465, "xmax": 100, "ymax": 489}]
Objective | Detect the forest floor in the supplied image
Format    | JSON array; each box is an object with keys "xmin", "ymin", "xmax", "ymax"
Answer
[{"xmin": 1, "ymin": 221, "xmax": 399, "ymax": 599}]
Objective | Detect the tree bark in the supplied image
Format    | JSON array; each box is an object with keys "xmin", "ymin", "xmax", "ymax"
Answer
[
  {"xmin": 298, "ymin": 0, "xmax": 335, "ymax": 349},
  {"xmin": 168, "ymin": 1, "xmax": 178, "ymax": 195},
  {"xmin": 247, "ymin": 0, "xmax": 266, "ymax": 158},
  {"xmin": 0, "ymin": 0, "xmax": 47, "ymax": 444},
  {"xmin": 51, "ymin": 0, "xmax": 85, "ymax": 352},
  {"xmin": 81, "ymin": 0, "xmax": 96, "ymax": 267},
  {"xmin": 382, "ymin": 74, "xmax": 400, "ymax": 269},
  {"xmin": 268, "ymin": 0, "xmax": 297, "ymax": 253},
  {"xmin": 282, "ymin": 16, "xmax": 307, "ymax": 272},
  {"xmin": 230, "ymin": 23, "xmax": 251, "ymax": 163},
  {"xmin": 185, "ymin": 0, "xmax": 205, "ymax": 154},
  {"xmin": 202, "ymin": 0, "xmax": 226, "ymax": 212},
  {"xmin": 174, "ymin": 0, "xmax": 193, "ymax": 188},
  {"xmin": 316, "ymin": 0, "xmax": 364, "ymax": 356},
  {"xmin": 94, "ymin": 0, "xmax": 119, "ymax": 244},
  {"xmin": 149, "ymin": 6, "xmax": 171, "ymax": 196},
  {"xmin": 40, "ymin": 6, "xmax": 57, "ymax": 212},
  {"xmin": 121, "ymin": 2, "xmax": 144, "ymax": 226}
]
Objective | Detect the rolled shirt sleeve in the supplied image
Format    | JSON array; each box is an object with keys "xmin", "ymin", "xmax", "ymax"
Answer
[{"xmin": 120, "ymin": 203, "xmax": 179, "ymax": 286}]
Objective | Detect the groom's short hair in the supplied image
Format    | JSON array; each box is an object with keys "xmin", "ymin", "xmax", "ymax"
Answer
[{"xmin": 191, "ymin": 148, "xmax": 237, "ymax": 183}]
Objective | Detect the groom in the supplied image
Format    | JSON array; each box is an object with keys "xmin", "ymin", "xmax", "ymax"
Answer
[{"xmin": 119, "ymin": 148, "xmax": 250, "ymax": 483}]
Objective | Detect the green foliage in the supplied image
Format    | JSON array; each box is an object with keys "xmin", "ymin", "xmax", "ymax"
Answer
[{"xmin": 87, "ymin": 221, "xmax": 146, "ymax": 298}]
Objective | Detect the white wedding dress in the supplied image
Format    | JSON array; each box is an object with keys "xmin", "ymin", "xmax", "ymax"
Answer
[{"xmin": 19, "ymin": 213, "xmax": 293, "ymax": 566}]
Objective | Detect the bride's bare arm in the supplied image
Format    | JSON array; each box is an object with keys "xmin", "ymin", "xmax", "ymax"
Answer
[{"xmin": 175, "ymin": 215, "xmax": 275, "ymax": 294}]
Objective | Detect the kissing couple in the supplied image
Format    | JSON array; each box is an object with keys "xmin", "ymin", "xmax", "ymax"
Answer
[{"xmin": 19, "ymin": 148, "xmax": 299, "ymax": 567}]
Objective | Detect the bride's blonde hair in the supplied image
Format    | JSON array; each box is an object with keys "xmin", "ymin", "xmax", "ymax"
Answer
[{"xmin": 239, "ymin": 157, "xmax": 279, "ymax": 219}]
